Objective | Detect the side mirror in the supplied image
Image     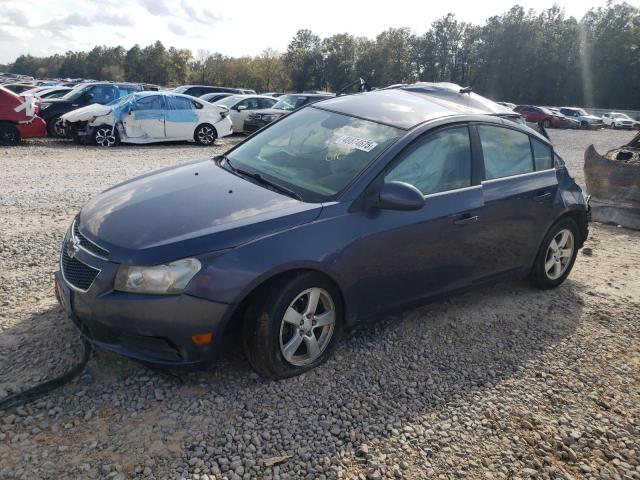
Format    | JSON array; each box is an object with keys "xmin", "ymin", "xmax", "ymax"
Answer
[
  {"xmin": 376, "ymin": 181, "xmax": 424, "ymax": 211},
  {"xmin": 236, "ymin": 105, "xmax": 247, "ymax": 111}
]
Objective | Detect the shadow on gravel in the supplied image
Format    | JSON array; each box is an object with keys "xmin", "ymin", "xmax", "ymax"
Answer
[
  {"xmin": 16, "ymin": 135, "xmax": 245, "ymax": 151},
  {"xmin": 1, "ymin": 278, "xmax": 584, "ymax": 464}
]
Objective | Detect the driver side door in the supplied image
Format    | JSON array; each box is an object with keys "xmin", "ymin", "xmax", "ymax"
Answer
[
  {"xmin": 232, "ymin": 98, "xmax": 259, "ymax": 132},
  {"xmin": 122, "ymin": 94, "xmax": 166, "ymax": 140},
  {"xmin": 346, "ymin": 125, "xmax": 485, "ymax": 320}
]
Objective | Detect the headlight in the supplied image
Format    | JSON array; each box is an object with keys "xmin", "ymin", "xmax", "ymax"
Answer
[
  {"xmin": 114, "ymin": 258, "xmax": 201, "ymax": 294},
  {"xmin": 262, "ymin": 114, "xmax": 278, "ymax": 122}
]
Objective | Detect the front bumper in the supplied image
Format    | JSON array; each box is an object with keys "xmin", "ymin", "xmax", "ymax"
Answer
[{"xmin": 54, "ymin": 245, "xmax": 232, "ymax": 368}]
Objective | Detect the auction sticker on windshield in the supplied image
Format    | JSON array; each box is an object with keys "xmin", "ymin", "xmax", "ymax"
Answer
[{"xmin": 335, "ymin": 135, "xmax": 379, "ymax": 152}]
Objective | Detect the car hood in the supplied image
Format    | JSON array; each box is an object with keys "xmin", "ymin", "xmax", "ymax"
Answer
[
  {"xmin": 61, "ymin": 103, "xmax": 112, "ymax": 122},
  {"xmin": 78, "ymin": 159, "xmax": 322, "ymax": 265},
  {"xmin": 581, "ymin": 115, "xmax": 601, "ymax": 121}
]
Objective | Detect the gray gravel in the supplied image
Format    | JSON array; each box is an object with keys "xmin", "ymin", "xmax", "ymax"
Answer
[{"xmin": 1, "ymin": 131, "xmax": 639, "ymax": 479}]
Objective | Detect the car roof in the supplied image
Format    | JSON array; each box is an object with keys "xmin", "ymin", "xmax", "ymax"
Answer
[{"xmin": 314, "ymin": 82, "xmax": 516, "ymax": 130}]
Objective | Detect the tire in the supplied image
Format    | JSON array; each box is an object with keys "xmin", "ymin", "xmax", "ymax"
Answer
[
  {"xmin": 243, "ymin": 272, "xmax": 343, "ymax": 379},
  {"xmin": 93, "ymin": 125, "xmax": 120, "ymax": 147},
  {"xmin": 47, "ymin": 115, "xmax": 65, "ymax": 138},
  {"xmin": 581, "ymin": 121, "xmax": 589, "ymax": 129},
  {"xmin": 530, "ymin": 218, "xmax": 579, "ymax": 290},
  {"xmin": 543, "ymin": 118, "xmax": 552, "ymax": 128},
  {"xmin": 194, "ymin": 124, "xmax": 217, "ymax": 146},
  {"xmin": 0, "ymin": 122, "xmax": 20, "ymax": 146}
]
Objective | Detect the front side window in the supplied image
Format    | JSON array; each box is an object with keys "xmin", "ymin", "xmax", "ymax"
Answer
[
  {"xmin": 132, "ymin": 95, "xmax": 164, "ymax": 110},
  {"xmin": 238, "ymin": 98, "xmax": 260, "ymax": 110},
  {"xmin": 477, "ymin": 125, "xmax": 533, "ymax": 180},
  {"xmin": 385, "ymin": 127, "xmax": 471, "ymax": 195},
  {"xmin": 226, "ymin": 107, "xmax": 401, "ymax": 201},
  {"xmin": 531, "ymin": 137, "xmax": 553, "ymax": 171},
  {"xmin": 88, "ymin": 85, "xmax": 117, "ymax": 104}
]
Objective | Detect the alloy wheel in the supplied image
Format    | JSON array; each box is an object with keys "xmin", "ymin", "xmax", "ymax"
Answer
[
  {"xmin": 54, "ymin": 118, "xmax": 66, "ymax": 137},
  {"xmin": 544, "ymin": 228, "xmax": 574, "ymax": 280},
  {"xmin": 279, "ymin": 287, "xmax": 336, "ymax": 366},
  {"xmin": 95, "ymin": 127, "xmax": 117, "ymax": 147},
  {"xmin": 197, "ymin": 126, "xmax": 215, "ymax": 145}
]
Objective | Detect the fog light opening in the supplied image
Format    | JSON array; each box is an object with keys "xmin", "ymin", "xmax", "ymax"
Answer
[{"xmin": 191, "ymin": 332, "xmax": 213, "ymax": 345}]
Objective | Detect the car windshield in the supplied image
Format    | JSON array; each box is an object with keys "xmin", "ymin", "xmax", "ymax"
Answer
[
  {"xmin": 225, "ymin": 107, "xmax": 402, "ymax": 202},
  {"xmin": 574, "ymin": 108, "xmax": 588, "ymax": 116},
  {"xmin": 61, "ymin": 84, "xmax": 89, "ymax": 100},
  {"xmin": 612, "ymin": 113, "xmax": 631, "ymax": 120},
  {"xmin": 172, "ymin": 86, "xmax": 189, "ymax": 94},
  {"xmin": 214, "ymin": 95, "xmax": 243, "ymax": 107},
  {"xmin": 272, "ymin": 95, "xmax": 309, "ymax": 111}
]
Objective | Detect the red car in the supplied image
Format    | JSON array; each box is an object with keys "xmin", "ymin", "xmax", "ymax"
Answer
[
  {"xmin": 514, "ymin": 105, "xmax": 568, "ymax": 128},
  {"xmin": 0, "ymin": 86, "xmax": 47, "ymax": 145}
]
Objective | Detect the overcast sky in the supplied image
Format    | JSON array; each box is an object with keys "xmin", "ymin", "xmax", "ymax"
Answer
[{"xmin": 0, "ymin": 0, "xmax": 623, "ymax": 64}]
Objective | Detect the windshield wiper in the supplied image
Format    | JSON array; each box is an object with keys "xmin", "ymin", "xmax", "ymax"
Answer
[{"xmin": 220, "ymin": 156, "xmax": 303, "ymax": 201}]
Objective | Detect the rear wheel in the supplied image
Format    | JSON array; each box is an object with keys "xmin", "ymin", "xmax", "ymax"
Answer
[
  {"xmin": 530, "ymin": 218, "xmax": 579, "ymax": 289},
  {"xmin": 243, "ymin": 272, "xmax": 343, "ymax": 379},
  {"xmin": 93, "ymin": 125, "xmax": 119, "ymax": 147},
  {"xmin": 0, "ymin": 122, "xmax": 20, "ymax": 146},
  {"xmin": 194, "ymin": 124, "xmax": 217, "ymax": 145}
]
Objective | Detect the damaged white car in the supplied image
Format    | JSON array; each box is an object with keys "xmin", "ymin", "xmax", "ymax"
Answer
[{"xmin": 61, "ymin": 92, "xmax": 233, "ymax": 147}]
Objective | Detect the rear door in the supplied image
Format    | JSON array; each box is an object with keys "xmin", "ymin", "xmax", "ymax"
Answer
[
  {"xmin": 165, "ymin": 96, "xmax": 199, "ymax": 139},
  {"xmin": 122, "ymin": 94, "xmax": 166, "ymax": 140},
  {"xmin": 472, "ymin": 124, "xmax": 558, "ymax": 281}
]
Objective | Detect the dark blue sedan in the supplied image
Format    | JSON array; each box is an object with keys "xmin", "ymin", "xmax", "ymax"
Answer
[{"xmin": 55, "ymin": 83, "xmax": 590, "ymax": 378}]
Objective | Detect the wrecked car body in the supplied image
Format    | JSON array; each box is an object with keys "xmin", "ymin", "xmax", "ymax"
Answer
[
  {"xmin": 584, "ymin": 131, "xmax": 640, "ymax": 229},
  {"xmin": 0, "ymin": 86, "xmax": 47, "ymax": 146},
  {"xmin": 61, "ymin": 92, "xmax": 233, "ymax": 147}
]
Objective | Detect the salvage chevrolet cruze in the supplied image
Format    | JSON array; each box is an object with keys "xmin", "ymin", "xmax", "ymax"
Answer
[{"xmin": 55, "ymin": 83, "xmax": 590, "ymax": 379}]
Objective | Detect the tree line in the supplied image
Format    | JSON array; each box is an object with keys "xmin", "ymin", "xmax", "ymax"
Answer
[{"xmin": 3, "ymin": 2, "xmax": 639, "ymax": 109}]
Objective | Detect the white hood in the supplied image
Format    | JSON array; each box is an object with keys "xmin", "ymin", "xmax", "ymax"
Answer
[{"xmin": 61, "ymin": 103, "xmax": 112, "ymax": 122}]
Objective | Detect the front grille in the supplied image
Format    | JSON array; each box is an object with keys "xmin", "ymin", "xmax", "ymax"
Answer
[
  {"xmin": 73, "ymin": 221, "xmax": 109, "ymax": 258},
  {"xmin": 61, "ymin": 246, "xmax": 100, "ymax": 291}
]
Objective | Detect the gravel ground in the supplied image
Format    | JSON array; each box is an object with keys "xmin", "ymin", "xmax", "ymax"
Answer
[{"xmin": 1, "ymin": 130, "xmax": 639, "ymax": 480}]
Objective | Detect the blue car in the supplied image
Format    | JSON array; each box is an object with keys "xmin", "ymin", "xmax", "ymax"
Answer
[{"xmin": 55, "ymin": 83, "xmax": 590, "ymax": 378}]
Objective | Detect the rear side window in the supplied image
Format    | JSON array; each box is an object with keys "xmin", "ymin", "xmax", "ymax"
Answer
[
  {"xmin": 132, "ymin": 95, "xmax": 164, "ymax": 110},
  {"xmin": 167, "ymin": 96, "xmax": 195, "ymax": 110},
  {"xmin": 477, "ymin": 125, "xmax": 533, "ymax": 180},
  {"xmin": 531, "ymin": 138, "xmax": 553, "ymax": 170},
  {"xmin": 385, "ymin": 127, "xmax": 471, "ymax": 195}
]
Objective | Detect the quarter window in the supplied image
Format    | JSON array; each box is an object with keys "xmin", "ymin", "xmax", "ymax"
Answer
[
  {"xmin": 385, "ymin": 127, "xmax": 472, "ymax": 195},
  {"xmin": 531, "ymin": 138, "xmax": 553, "ymax": 171},
  {"xmin": 477, "ymin": 125, "xmax": 533, "ymax": 180}
]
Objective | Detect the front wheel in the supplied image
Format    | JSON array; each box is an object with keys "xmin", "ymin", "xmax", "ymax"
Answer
[
  {"xmin": 243, "ymin": 272, "xmax": 343, "ymax": 379},
  {"xmin": 194, "ymin": 124, "xmax": 217, "ymax": 146},
  {"xmin": 93, "ymin": 125, "xmax": 119, "ymax": 147},
  {"xmin": 47, "ymin": 115, "xmax": 65, "ymax": 138},
  {"xmin": 530, "ymin": 218, "xmax": 579, "ymax": 290},
  {"xmin": 0, "ymin": 122, "xmax": 20, "ymax": 146},
  {"xmin": 543, "ymin": 118, "xmax": 552, "ymax": 128}
]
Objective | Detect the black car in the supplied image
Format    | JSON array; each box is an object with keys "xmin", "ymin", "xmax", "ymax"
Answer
[
  {"xmin": 39, "ymin": 82, "xmax": 143, "ymax": 137},
  {"xmin": 173, "ymin": 85, "xmax": 256, "ymax": 97},
  {"xmin": 244, "ymin": 93, "xmax": 334, "ymax": 133}
]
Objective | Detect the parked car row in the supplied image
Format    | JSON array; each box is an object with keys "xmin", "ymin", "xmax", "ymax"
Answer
[{"xmin": 501, "ymin": 102, "xmax": 639, "ymax": 130}]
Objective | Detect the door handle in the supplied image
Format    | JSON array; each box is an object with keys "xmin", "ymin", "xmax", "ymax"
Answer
[
  {"xmin": 453, "ymin": 214, "xmax": 479, "ymax": 226},
  {"xmin": 533, "ymin": 191, "xmax": 552, "ymax": 202}
]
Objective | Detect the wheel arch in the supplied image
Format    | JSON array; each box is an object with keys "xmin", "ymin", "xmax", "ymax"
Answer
[{"xmin": 221, "ymin": 267, "xmax": 348, "ymax": 338}]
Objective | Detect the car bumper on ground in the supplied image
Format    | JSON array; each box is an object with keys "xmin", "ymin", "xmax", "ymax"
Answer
[
  {"xmin": 54, "ymin": 268, "xmax": 231, "ymax": 369},
  {"xmin": 16, "ymin": 117, "xmax": 47, "ymax": 138}
]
